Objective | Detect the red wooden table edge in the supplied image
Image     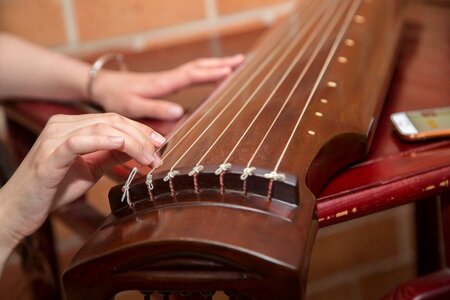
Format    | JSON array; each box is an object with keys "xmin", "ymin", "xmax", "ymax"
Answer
[{"xmin": 317, "ymin": 165, "xmax": 450, "ymax": 227}]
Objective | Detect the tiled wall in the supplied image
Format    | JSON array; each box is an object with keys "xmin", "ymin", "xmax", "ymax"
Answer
[{"xmin": 0, "ymin": 0, "xmax": 294, "ymax": 53}]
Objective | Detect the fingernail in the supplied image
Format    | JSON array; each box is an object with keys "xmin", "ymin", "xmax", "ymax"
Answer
[
  {"xmin": 143, "ymin": 150, "xmax": 155, "ymax": 165},
  {"xmin": 222, "ymin": 67, "xmax": 232, "ymax": 74},
  {"xmin": 150, "ymin": 131, "xmax": 165, "ymax": 145},
  {"xmin": 110, "ymin": 136, "xmax": 124, "ymax": 144},
  {"xmin": 153, "ymin": 154, "xmax": 163, "ymax": 167},
  {"xmin": 233, "ymin": 53, "xmax": 245, "ymax": 62},
  {"xmin": 169, "ymin": 105, "xmax": 184, "ymax": 117}
]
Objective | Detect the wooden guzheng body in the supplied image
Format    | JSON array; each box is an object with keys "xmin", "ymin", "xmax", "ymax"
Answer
[{"xmin": 63, "ymin": 0, "xmax": 407, "ymax": 298}]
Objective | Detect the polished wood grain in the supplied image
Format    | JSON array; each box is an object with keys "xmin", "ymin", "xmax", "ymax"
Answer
[{"xmin": 61, "ymin": 0, "xmax": 406, "ymax": 298}]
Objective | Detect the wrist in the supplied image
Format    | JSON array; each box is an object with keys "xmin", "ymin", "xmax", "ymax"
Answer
[
  {"xmin": 86, "ymin": 53, "xmax": 127, "ymax": 105},
  {"xmin": 88, "ymin": 69, "xmax": 114, "ymax": 108},
  {"xmin": 0, "ymin": 186, "xmax": 23, "ymax": 267}
]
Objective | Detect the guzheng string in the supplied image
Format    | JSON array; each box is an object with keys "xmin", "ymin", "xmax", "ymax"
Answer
[
  {"xmin": 143, "ymin": 0, "xmax": 316, "ymax": 174},
  {"xmin": 122, "ymin": 0, "xmax": 364, "ymax": 203},
  {"xmin": 151, "ymin": 0, "xmax": 318, "ymax": 163},
  {"xmin": 122, "ymin": 0, "xmax": 317, "ymax": 203},
  {"xmin": 165, "ymin": 0, "xmax": 340, "ymax": 183},
  {"xmin": 215, "ymin": 0, "xmax": 341, "ymax": 179},
  {"xmin": 157, "ymin": 0, "xmax": 324, "ymax": 181},
  {"xmin": 194, "ymin": 0, "xmax": 335, "ymax": 177},
  {"xmin": 272, "ymin": 0, "xmax": 363, "ymax": 175},
  {"xmin": 122, "ymin": 2, "xmax": 308, "ymax": 201},
  {"xmin": 242, "ymin": 0, "xmax": 353, "ymax": 181}
]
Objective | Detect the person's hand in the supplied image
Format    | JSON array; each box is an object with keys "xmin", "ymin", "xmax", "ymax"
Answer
[
  {"xmin": 91, "ymin": 54, "xmax": 245, "ymax": 120},
  {"xmin": 0, "ymin": 113, "xmax": 163, "ymax": 247}
]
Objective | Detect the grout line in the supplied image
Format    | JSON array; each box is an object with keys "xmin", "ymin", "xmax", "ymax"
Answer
[
  {"xmin": 306, "ymin": 250, "xmax": 416, "ymax": 296},
  {"xmin": 396, "ymin": 204, "xmax": 416, "ymax": 253},
  {"xmin": 54, "ymin": 2, "xmax": 295, "ymax": 56},
  {"xmin": 60, "ymin": 0, "xmax": 79, "ymax": 46},
  {"xmin": 204, "ymin": 0, "xmax": 218, "ymax": 21}
]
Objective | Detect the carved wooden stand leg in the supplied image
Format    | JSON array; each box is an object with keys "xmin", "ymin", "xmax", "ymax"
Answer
[
  {"xmin": 382, "ymin": 192, "xmax": 450, "ymax": 300},
  {"xmin": 415, "ymin": 197, "xmax": 443, "ymax": 275}
]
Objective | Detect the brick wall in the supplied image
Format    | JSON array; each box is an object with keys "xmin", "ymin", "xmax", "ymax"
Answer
[
  {"xmin": 307, "ymin": 205, "xmax": 417, "ymax": 300},
  {"xmin": 0, "ymin": 0, "xmax": 294, "ymax": 54}
]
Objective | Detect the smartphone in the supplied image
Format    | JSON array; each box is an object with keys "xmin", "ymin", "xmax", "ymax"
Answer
[{"xmin": 390, "ymin": 106, "xmax": 450, "ymax": 141}]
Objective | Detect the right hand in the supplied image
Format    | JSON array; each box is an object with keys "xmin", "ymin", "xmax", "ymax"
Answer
[{"xmin": 0, "ymin": 112, "xmax": 163, "ymax": 245}]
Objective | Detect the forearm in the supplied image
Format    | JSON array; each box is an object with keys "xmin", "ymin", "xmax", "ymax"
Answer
[{"xmin": 0, "ymin": 33, "xmax": 90, "ymax": 101}]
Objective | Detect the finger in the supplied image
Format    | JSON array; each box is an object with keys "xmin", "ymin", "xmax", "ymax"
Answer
[
  {"xmin": 86, "ymin": 149, "xmax": 162, "ymax": 179},
  {"xmin": 46, "ymin": 113, "xmax": 165, "ymax": 148},
  {"xmin": 186, "ymin": 66, "xmax": 233, "ymax": 83},
  {"xmin": 63, "ymin": 124, "xmax": 157, "ymax": 164},
  {"xmin": 149, "ymin": 54, "xmax": 245, "ymax": 95},
  {"xmin": 192, "ymin": 54, "xmax": 245, "ymax": 69},
  {"xmin": 82, "ymin": 150, "xmax": 132, "ymax": 179},
  {"xmin": 49, "ymin": 135, "xmax": 125, "ymax": 170},
  {"xmin": 50, "ymin": 133, "xmax": 159, "ymax": 170},
  {"xmin": 124, "ymin": 96, "xmax": 184, "ymax": 120}
]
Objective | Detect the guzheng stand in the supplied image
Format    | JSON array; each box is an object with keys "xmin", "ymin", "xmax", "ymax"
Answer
[{"xmin": 1, "ymin": 2, "xmax": 449, "ymax": 299}]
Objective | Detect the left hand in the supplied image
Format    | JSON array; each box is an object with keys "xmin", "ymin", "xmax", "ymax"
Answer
[{"xmin": 91, "ymin": 54, "xmax": 245, "ymax": 120}]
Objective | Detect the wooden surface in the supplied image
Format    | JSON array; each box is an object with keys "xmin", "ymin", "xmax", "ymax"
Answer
[{"xmin": 63, "ymin": 0, "xmax": 406, "ymax": 299}]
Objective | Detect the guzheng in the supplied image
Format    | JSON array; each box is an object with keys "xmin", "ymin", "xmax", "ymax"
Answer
[{"xmin": 63, "ymin": 0, "xmax": 407, "ymax": 298}]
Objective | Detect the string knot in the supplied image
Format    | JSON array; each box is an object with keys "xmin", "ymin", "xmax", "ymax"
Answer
[
  {"xmin": 121, "ymin": 167, "xmax": 139, "ymax": 207},
  {"xmin": 264, "ymin": 171, "xmax": 286, "ymax": 182},
  {"xmin": 188, "ymin": 165, "xmax": 204, "ymax": 176},
  {"xmin": 240, "ymin": 167, "xmax": 256, "ymax": 180},
  {"xmin": 146, "ymin": 173, "xmax": 154, "ymax": 191},
  {"xmin": 214, "ymin": 163, "xmax": 232, "ymax": 175},
  {"xmin": 163, "ymin": 170, "xmax": 180, "ymax": 182}
]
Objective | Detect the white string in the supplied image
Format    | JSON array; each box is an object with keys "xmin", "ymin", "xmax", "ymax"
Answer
[
  {"xmin": 192, "ymin": 0, "xmax": 333, "ymax": 178},
  {"xmin": 264, "ymin": 171, "xmax": 286, "ymax": 181},
  {"xmin": 272, "ymin": 0, "xmax": 363, "ymax": 173},
  {"xmin": 241, "ymin": 0, "xmax": 349, "ymax": 179},
  {"xmin": 214, "ymin": 163, "xmax": 232, "ymax": 175},
  {"xmin": 163, "ymin": 170, "xmax": 180, "ymax": 182},
  {"xmin": 121, "ymin": 167, "xmax": 139, "ymax": 206},
  {"xmin": 240, "ymin": 167, "xmax": 256, "ymax": 180},
  {"xmin": 117, "ymin": 2, "xmax": 310, "ymax": 197},
  {"xmin": 188, "ymin": 165, "xmax": 204, "ymax": 176},
  {"xmin": 146, "ymin": 173, "xmax": 154, "ymax": 191},
  {"xmin": 164, "ymin": 2, "xmax": 320, "ymax": 180},
  {"xmin": 215, "ymin": 2, "xmax": 338, "ymax": 180},
  {"xmin": 142, "ymin": 1, "xmax": 313, "ymax": 181}
]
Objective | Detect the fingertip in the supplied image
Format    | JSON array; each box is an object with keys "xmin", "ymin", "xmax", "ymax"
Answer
[
  {"xmin": 142, "ymin": 150, "xmax": 155, "ymax": 165},
  {"xmin": 152, "ymin": 154, "xmax": 163, "ymax": 168},
  {"xmin": 231, "ymin": 53, "xmax": 245, "ymax": 65},
  {"xmin": 168, "ymin": 104, "xmax": 184, "ymax": 119},
  {"xmin": 150, "ymin": 131, "xmax": 166, "ymax": 145},
  {"xmin": 233, "ymin": 53, "xmax": 245, "ymax": 60},
  {"xmin": 215, "ymin": 66, "xmax": 232, "ymax": 76}
]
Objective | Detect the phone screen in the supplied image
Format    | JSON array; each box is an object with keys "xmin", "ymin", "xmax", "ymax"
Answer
[{"xmin": 407, "ymin": 107, "xmax": 450, "ymax": 132}]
